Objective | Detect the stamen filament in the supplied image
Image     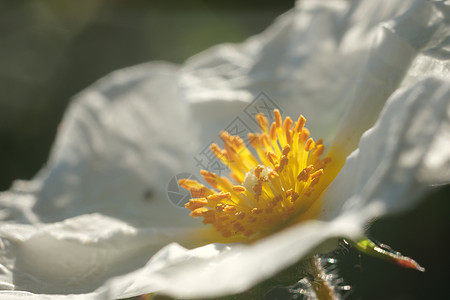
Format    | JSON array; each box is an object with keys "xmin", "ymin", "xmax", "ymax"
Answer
[{"xmin": 181, "ymin": 110, "xmax": 331, "ymax": 241}]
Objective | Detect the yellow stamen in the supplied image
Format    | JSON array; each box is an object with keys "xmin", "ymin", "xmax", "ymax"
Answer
[
  {"xmin": 256, "ymin": 113, "xmax": 269, "ymax": 133},
  {"xmin": 181, "ymin": 110, "xmax": 331, "ymax": 241},
  {"xmin": 274, "ymin": 109, "xmax": 282, "ymax": 128}
]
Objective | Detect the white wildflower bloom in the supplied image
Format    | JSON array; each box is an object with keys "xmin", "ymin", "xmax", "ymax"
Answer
[{"xmin": 1, "ymin": 0, "xmax": 449, "ymax": 299}]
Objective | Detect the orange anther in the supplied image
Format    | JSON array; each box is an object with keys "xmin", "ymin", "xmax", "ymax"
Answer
[
  {"xmin": 248, "ymin": 133, "xmax": 260, "ymax": 147},
  {"xmin": 310, "ymin": 177, "xmax": 320, "ymax": 187},
  {"xmin": 313, "ymin": 144, "xmax": 325, "ymax": 157},
  {"xmin": 274, "ymin": 109, "xmax": 282, "ymax": 128},
  {"xmin": 252, "ymin": 208, "xmax": 263, "ymax": 215},
  {"xmin": 200, "ymin": 170, "xmax": 214, "ymax": 178},
  {"xmin": 215, "ymin": 203, "xmax": 225, "ymax": 211},
  {"xmin": 269, "ymin": 123, "xmax": 277, "ymax": 140},
  {"xmin": 267, "ymin": 152, "xmax": 277, "ymax": 165},
  {"xmin": 262, "ymin": 134, "xmax": 271, "ymax": 147},
  {"xmin": 253, "ymin": 182, "xmax": 263, "ymax": 196},
  {"xmin": 207, "ymin": 192, "xmax": 231, "ymax": 203},
  {"xmin": 283, "ymin": 117, "xmax": 293, "ymax": 133},
  {"xmin": 233, "ymin": 186, "xmax": 246, "ymax": 193},
  {"xmin": 276, "ymin": 155, "xmax": 288, "ymax": 173},
  {"xmin": 294, "ymin": 115, "xmax": 306, "ymax": 133},
  {"xmin": 285, "ymin": 189, "xmax": 294, "ymax": 196},
  {"xmin": 189, "ymin": 187, "xmax": 210, "ymax": 198},
  {"xmin": 202, "ymin": 210, "xmax": 216, "ymax": 224},
  {"xmin": 190, "ymin": 207, "xmax": 208, "ymax": 217},
  {"xmin": 267, "ymin": 171, "xmax": 279, "ymax": 180},
  {"xmin": 223, "ymin": 205, "xmax": 237, "ymax": 214},
  {"xmin": 304, "ymin": 138, "xmax": 315, "ymax": 152},
  {"xmin": 210, "ymin": 143, "xmax": 222, "ymax": 155},
  {"xmin": 254, "ymin": 166, "xmax": 264, "ymax": 178},
  {"xmin": 290, "ymin": 192, "xmax": 299, "ymax": 203},
  {"xmin": 178, "ymin": 179, "xmax": 203, "ymax": 190},
  {"xmin": 299, "ymin": 128, "xmax": 310, "ymax": 143},
  {"xmin": 185, "ymin": 198, "xmax": 208, "ymax": 210},
  {"xmin": 297, "ymin": 165, "xmax": 313, "ymax": 182},
  {"xmin": 256, "ymin": 113, "xmax": 269, "ymax": 132},
  {"xmin": 286, "ymin": 129, "xmax": 293, "ymax": 145},
  {"xmin": 310, "ymin": 169, "xmax": 324, "ymax": 179}
]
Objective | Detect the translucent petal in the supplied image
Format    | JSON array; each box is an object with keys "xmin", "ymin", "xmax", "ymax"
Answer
[
  {"xmin": 97, "ymin": 217, "xmax": 362, "ymax": 299},
  {"xmin": 181, "ymin": 0, "xmax": 442, "ymax": 148},
  {"xmin": 327, "ymin": 0, "xmax": 449, "ymax": 160},
  {"xmin": 321, "ymin": 77, "xmax": 450, "ymax": 220},
  {"xmin": 4, "ymin": 62, "xmax": 199, "ymax": 227},
  {"xmin": 0, "ymin": 63, "xmax": 206, "ymax": 296}
]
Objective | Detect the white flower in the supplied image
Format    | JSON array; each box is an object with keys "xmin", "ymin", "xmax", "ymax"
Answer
[{"xmin": 1, "ymin": 0, "xmax": 449, "ymax": 298}]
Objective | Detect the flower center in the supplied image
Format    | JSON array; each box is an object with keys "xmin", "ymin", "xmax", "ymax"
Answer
[{"xmin": 180, "ymin": 110, "xmax": 331, "ymax": 241}]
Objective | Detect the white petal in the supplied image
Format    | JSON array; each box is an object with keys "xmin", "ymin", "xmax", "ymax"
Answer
[
  {"xmin": 0, "ymin": 214, "xmax": 200, "ymax": 295},
  {"xmin": 93, "ymin": 215, "xmax": 363, "ymax": 299},
  {"xmin": 321, "ymin": 77, "xmax": 450, "ymax": 221},
  {"xmin": 180, "ymin": 0, "xmax": 443, "ymax": 148},
  {"xmin": 0, "ymin": 216, "xmax": 360, "ymax": 299},
  {"xmin": 328, "ymin": 0, "xmax": 449, "ymax": 158},
  {"xmin": 2, "ymin": 62, "xmax": 199, "ymax": 227},
  {"xmin": 0, "ymin": 63, "xmax": 210, "ymax": 296}
]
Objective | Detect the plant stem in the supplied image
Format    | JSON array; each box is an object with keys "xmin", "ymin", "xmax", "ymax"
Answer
[{"xmin": 306, "ymin": 255, "xmax": 338, "ymax": 300}]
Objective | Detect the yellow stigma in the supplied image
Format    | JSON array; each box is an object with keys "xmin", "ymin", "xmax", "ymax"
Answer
[{"xmin": 180, "ymin": 109, "xmax": 331, "ymax": 241}]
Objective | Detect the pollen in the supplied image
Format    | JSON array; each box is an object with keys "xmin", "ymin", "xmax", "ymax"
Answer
[{"xmin": 180, "ymin": 109, "xmax": 331, "ymax": 241}]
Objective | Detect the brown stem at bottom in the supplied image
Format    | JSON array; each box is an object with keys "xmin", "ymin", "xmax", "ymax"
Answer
[{"xmin": 306, "ymin": 255, "xmax": 338, "ymax": 300}]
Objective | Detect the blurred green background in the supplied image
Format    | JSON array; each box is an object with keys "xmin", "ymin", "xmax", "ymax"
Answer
[{"xmin": 0, "ymin": 1, "xmax": 448, "ymax": 299}]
